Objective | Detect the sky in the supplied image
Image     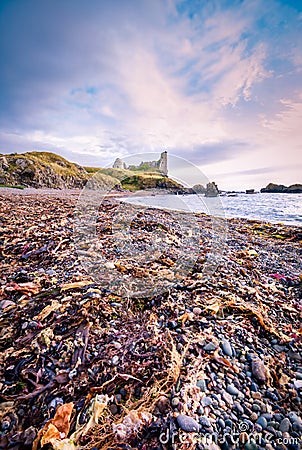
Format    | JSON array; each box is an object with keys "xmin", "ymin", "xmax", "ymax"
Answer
[{"xmin": 0, "ymin": 0, "xmax": 302, "ymax": 190}]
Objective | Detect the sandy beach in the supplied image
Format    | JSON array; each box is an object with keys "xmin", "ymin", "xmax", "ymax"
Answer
[{"xmin": 0, "ymin": 190, "xmax": 301, "ymax": 449}]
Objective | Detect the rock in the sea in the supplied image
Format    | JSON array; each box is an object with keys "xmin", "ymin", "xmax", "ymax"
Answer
[
  {"xmin": 205, "ymin": 181, "xmax": 219, "ymax": 197},
  {"xmin": 260, "ymin": 182, "xmax": 302, "ymax": 193},
  {"xmin": 193, "ymin": 184, "xmax": 206, "ymax": 194},
  {"xmin": 251, "ymin": 358, "xmax": 267, "ymax": 382},
  {"xmin": 176, "ymin": 414, "xmax": 200, "ymax": 432}
]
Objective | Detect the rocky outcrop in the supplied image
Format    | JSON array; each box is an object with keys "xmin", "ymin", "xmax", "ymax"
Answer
[
  {"xmin": 193, "ymin": 184, "xmax": 206, "ymax": 193},
  {"xmin": 205, "ymin": 182, "xmax": 219, "ymax": 197},
  {"xmin": 121, "ymin": 174, "xmax": 183, "ymax": 191},
  {"xmin": 261, "ymin": 183, "xmax": 302, "ymax": 193},
  {"xmin": 0, "ymin": 152, "xmax": 91, "ymax": 189}
]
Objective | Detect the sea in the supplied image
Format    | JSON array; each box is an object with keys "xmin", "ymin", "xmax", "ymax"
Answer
[{"xmin": 122, "ymin": 192, "xmax": 302, "ymax": 226}]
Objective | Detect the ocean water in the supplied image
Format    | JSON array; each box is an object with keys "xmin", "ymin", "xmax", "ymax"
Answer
[{"xmin": 122, "ymin": 192, "xmax": 302, "ymax": 226}]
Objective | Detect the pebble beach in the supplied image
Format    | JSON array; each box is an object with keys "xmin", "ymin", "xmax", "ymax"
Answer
[{"xmin": 0, "ymin": 189, "xmax": 301, "ymax": 450}]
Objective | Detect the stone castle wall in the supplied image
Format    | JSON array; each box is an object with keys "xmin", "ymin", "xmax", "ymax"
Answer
[{"xmin": 113, "ymin": 151, "xmax": 168, "ymax": 176}]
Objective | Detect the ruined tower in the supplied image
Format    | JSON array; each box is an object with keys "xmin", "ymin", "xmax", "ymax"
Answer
[
  {"xmin": 113, "ymin": 158, "xmax": 125, "ymax": 169},
  {"xmin": 158, "ymin": 151, "xmax": 168, "ymax": 176}
]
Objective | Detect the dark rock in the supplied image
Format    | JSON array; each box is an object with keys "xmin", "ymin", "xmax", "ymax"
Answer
[
  {"xmin": 156, "ymin": 396, "xmax": 170, "ymax": 413},
  {"xmin": 205, "ymin": 181, "xmax": 219, "ymax": 197},
  {"xmin": 193, "ymin": 184, "xmax": 206, "ymax": 194},
  {"xmin": 260, "ymin": 183, "xmax": 302, "ymax": 193},
  {"xmin": 251, "ymin": 358, "xmax": 267, "ymax": 382}
]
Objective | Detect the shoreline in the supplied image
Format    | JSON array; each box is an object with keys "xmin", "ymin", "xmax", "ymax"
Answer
[
  {"xmin": 1, "ymin": 186, "xmax": 301, "ymax": 228},
  {"xmin": 0, "ymin": 190, "xmax": 301, "ymax": 449}
]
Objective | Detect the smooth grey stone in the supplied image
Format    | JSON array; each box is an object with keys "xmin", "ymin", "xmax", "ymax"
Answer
[
  {"xmin": 222, "ymin": 340, "xmax": 233, "ymax": 357},
  {"xmin": 273, "ymin": 344, "xmax": 287, "ymax": 352},
  {"xmin": 176, "ymin": 414, "xmax": 200, "ymax": 432},
  {"xmin": 196, "ymin": 379, "xmax": 207, "ymax": 391},
  {"xmin": 256, "ymin": 416, "xmax": 267, "ymax": 429},
  {"xmin": 292, "ymin": 421, "xmax": 302, "ymax": 432},
  {"xmin": 225, "ymin": 419, "xmax": 233, "ymax": 428},
  {"xmin": 274, "ymin": 413, "xmax": 284, "ymax": 422},
  {"xmin": 217, "ymin": 418, "xmax": 225, "ymax": 429},
  {"xmin": 262, "ymin": 413, "xmax": 272, "ymax": 420},
  {"xmin": 199, "ymin": 416, "xmax": 211, "ymax": 428},
  {"xmin": 288, "ymin": 350, "xmax": 302, "ymax": 361},
  {"xmin": 227, "ymin": 384, "xmax": 240, "ymax": 396},
  {"xmin": 288, "ymin": 412, "xmax": 301, "ymax": 423},
  {"xmin": 201, "ymin": 396, "xmax": 212, "ymax": 406},
  {"xmin": 204, "ymin": 342, "xmax": 217, "ymax": 352}
]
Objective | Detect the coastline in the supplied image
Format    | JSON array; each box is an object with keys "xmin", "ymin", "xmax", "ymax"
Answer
[{"xmin": 0, "ymin": 190, "xmax": 301, "ymax": 449}]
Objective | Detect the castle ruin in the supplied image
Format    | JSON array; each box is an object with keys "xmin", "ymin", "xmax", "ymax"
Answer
[{"xmin": 113, "ymin": 151, "xmax": 168, "ymax": 176}]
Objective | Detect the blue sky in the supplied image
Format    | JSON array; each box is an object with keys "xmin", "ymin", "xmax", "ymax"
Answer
[{"xmin": 0, "ymin": 0, "xmax": 301, "ymax": 189}]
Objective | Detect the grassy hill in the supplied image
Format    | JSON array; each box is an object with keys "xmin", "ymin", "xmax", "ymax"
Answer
[{"xmin": 0, "ymin": 151, "xmax": 183, "ymax": 191}]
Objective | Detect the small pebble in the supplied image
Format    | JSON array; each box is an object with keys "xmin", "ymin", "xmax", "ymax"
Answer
[
  {"xmin": 200, "ymin": 416, "xmax": 211, "ymax": 428},
  {"xmin": 196, "ymin": 379, "xmax": 207, "ymax": 391},
  {"xmin": 171, "ymin": 397, "xmax": 180, "ymax": 407},
  {"xmin": 111, "ymin": 355, "xmax": 119, "ymax": 365},
  {"xmin": 288, "ymin": 412, "xmax": 300, "ymax": 423},
  {"xmin": 193, "ymin": 307, "xmax": 202, "ymax": 315},
  {"xmin": 222, "ymin": 340, "xmax": 233, "ymax": 357},
  {"xmin": 201, "ymin": 396, "xmax": 212, "ymax": 407},
  {"xmin": 109, "ymin": 404, "xmax": 118, "ymax": 415},
  {"xmin": 156, "ymin": 396, "xmax": 169, "ymax": 413},
  {"xmin": 204, "ymin": 342, "xmax": 217, "ymax": 352},
  {"xmin": 226, "ymin": 384, "xmax": 240, "ymax": 396},
  {"xmin": 250, "ymin": 412, "xmax": 258, "ymax": 421},
  {"xmin": 256, "ymin": 416, "xmax": 267, "ymax": 429}
]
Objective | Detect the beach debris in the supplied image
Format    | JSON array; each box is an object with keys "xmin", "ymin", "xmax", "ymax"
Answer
[
  {"xmin": 0, "ymin": 190, "xmax": 301, "ymax": 449},
  {"xmin": 33, "ymin": 402, "xmax": 74, "ymax": 450}
]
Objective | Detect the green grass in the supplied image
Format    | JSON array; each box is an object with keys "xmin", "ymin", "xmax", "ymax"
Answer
[{"xmin": 0, "ymin": 184, "xmax": 25, "ymax": 189}]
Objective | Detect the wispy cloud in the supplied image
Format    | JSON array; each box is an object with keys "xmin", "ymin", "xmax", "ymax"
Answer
[{"xmin": 0, "ymin": 0, "xmax": 301, "ymax": 189}]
